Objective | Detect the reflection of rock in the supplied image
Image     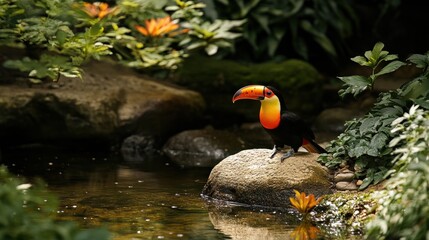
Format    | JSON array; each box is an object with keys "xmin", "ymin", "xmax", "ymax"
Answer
[
  {"xmin": 0, "ymin": 60, "xmax": 205, "ymax": 146},
  {"xmin": 207, "ymin": 206, "xmax": 297, "ymax": 240},
  {"xmin": 121, "ymin": 134, "xmax": 160, "ymax": 161},
  {"xmin": 202, "ymin": 149, "xmax": 332, "ymax": 208}
]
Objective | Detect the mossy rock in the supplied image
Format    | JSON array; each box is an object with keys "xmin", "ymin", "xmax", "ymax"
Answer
[
  {"xmin": 178, "ymin": 56, "xmax": 322, "ymax": 91},
  {"xmin": 177, "ymin": 56, "xmax": 325, "ymax": 119}
]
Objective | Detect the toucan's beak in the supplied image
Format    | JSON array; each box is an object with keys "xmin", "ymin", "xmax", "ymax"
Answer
[{"xmin": 232, "ymin": 85, "xmax": 265, "ymax": 103}]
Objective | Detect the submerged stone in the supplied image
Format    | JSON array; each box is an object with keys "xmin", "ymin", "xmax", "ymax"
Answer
[{"xmin": 202, "ymin": 149, "xmax": 332, "ymax": 208}]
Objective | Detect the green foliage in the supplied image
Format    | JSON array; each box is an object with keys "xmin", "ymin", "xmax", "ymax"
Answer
[
  {"xmin": 0, "ymin": 0, "xmax": 243, "ymax": 81},
  {"xmin": 401, "ymin": 52, "xmax": 429, "ymax": 102},
  {"xmin": 318, "ymin": 44, "xmax": 429, "ymax": 190},
  {"xmin": 366, "ymin": 106, "xmax": 429, "ymax": 240},
  {"xmin": 181, "ymin": 19, "xmax": 245, "ymax": 56},
  {"xmin": 203, "ymin": 0, "xmax": 357, "ymax": 61},
  {"xmin": 4, "ymin": 54, "xmax": 82, "ymax": 82},
  {"xmin": 318, "ymin": 91, "xmax": 406, "ymax": 189},
  {"xmin": 338, "ymin": 42, "xmax": 406, "ymax": 98},
  {"xmin": 0, "ymin": 165, "xmax": 110, "ymax": 240}
]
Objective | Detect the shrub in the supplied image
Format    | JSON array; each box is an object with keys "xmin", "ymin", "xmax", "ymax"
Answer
[
  {"xmin": 202, "ymin": 0, "xmax": 357, "ymax": 61},
  {"xmin": 318, "ymin": 43, "xmax": 429, "ymax": 189},
  {"xmin": 0, "ymin": 0, "xmax": 244, "ymax": 82},
  {"xmin": 366, "ymin": 106, "xmax": 429, "ymax": 240}
]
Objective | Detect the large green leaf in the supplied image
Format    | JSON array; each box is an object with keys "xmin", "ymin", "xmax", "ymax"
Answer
[
  {"xmin": 375, "ymin": 60, "xmax": 406, "ymax": 77},
  {"xmin": 407, "ymin": 53, "xmax": 429, "ymax": 69}
]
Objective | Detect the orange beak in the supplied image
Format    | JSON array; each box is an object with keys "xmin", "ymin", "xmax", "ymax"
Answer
[{"xmin": 232, "ymin": 85, "xmax": 266, "ymax": 103}]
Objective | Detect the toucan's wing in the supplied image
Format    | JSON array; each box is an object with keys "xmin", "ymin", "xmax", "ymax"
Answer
[{"xmin": 281, "ymin": 111, "xmax": 315, "ymax": 140}]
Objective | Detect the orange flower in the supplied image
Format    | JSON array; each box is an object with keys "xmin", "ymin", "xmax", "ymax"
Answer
[
  {"xmin": 135, "ymin": 16, "xmax": 182, "ymax": 37},
  {"xmin": 289, "ymin": 190, "xmax": 322, "ymax": 214},
  {"xmin": 291, "ymin": 221, "xmax": 321, "ymax": 240},
  {"xmin": 83, "ymin": 2, "xmax": 118, "ymax": 19}
]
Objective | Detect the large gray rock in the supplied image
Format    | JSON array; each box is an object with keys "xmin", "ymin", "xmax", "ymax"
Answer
[
  {"xmin": 0, "ymin": 60, "xmax": 205, "ymax": 145},
  {"xmin": 163, "ymin": 128, "xmax": 246, "ymax": 168},
  {"xmin": 202, "ymin": 149, "xmax": 332, "ymax": 208},
  {"xmin": 162, "ymin": 126, "xmax": 273, "ymax": 168},
  {"xmin": 314, "ymin": 107, "xmax": 365, "ymax": 134}
]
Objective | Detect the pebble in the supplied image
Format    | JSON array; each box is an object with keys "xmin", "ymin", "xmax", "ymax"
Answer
[
  {"xmin": 336, "ymin": 181, "xmax": 358, "ymax": 191},
  {"xmin": 356, "ymin": 180, "xmax": 363, "ymax": 186},
  {"xmin": 334, "ymin": 172, "xmax": 355, "ymax": 182}
]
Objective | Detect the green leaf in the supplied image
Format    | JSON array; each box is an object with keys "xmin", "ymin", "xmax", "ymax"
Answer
[
  {"xmin": 413, "ymin": 98, "xmax": 429, "ymax": 110},
  {"xmin": 205, "ymin": 44, "xmax": 218, "ymax": 55},
  {"xmin": 300, "ymin": 20, "xmax": 337, "ymax": 56},
  {"xmin": 90, "ymin": 23, "xmax": 104, "ymax": 36},
  {"xmin": 407, "ymin": 53, "xmax": 429, "ymax": 69},
  {"xmin": 338, "ymin": 75, "xmax": 371, "ymax": 86},
  {"xmin": 381, "ymin": 54, "xmax": 398, "ymax": 62},
  {"xmin": 351, "ymin": 56, "xmax": 370, "ymax": 66},
  {"xmin": 359, "ymin": 169, "xmax": 375, "ymax": 190},
  {"xmin": 371, "ymin": 42, "xmax": 385, "ymax": 60},
  {"xmin": 338, "ymin": 75, "xmax": 372, "ymax": 97},
  {"xmin": 375, "ymin": 60, "xmax": 406, "ymax": 77},
  {"xmin": 359, "ymin": 117, "xmax": 380, "ymax": 135},
  {"xmin": 380, "ymin": 107, "xmax": 403, "ymax": 118},
  {"xmin": 371, "ymin": 133, "xmax": 388, "ymax": 150}
]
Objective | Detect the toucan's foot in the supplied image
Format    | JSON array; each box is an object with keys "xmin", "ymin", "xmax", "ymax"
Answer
[
  {"xmin": 270, "ymin": 145, "xmax": 279, "ymax": 158},
  {"xmin": 280, "ymin": 149, "xmax": 295, "ymax": 162}
]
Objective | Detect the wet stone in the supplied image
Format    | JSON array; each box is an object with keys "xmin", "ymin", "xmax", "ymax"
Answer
[
  {"xmin": 202, "ymin": 149, "xmax": 332, "ymax": 208},
  {"xmin": 163, "ymin": 128, "xmax": 246, "ymax": 168}
]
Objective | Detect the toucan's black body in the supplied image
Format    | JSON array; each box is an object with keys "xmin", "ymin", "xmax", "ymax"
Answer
[{"xmin": 265, "ymin": 111, "xmax": 314, "ymax": 152}]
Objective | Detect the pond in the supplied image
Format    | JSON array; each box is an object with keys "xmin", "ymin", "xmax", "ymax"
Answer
[{"xmin": 1, "ymin": 146, "xmax": 355, "ymax": 240}]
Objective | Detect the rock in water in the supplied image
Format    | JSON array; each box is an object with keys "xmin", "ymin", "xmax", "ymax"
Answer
[
  {"xmin": 163, "ymin": 129, "xmax": 245, "ymax": 168},
  {"xmin": 202, "ymin": 149, "xmax": 332, "ymax": 208}
]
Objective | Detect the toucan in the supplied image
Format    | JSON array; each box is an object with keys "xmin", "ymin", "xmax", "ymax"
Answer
[{"xmin": 232, "ymin": 85, "xmax": 326, "ymax": 160}]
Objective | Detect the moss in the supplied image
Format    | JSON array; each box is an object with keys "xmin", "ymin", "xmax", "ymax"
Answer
[
  {"xmin": 178, "ymin": 56, "xmax": 322, "ymax": 91},
  {"xmin": 314, "ymin": 191, "xmax": 378, "ymax": 235}
]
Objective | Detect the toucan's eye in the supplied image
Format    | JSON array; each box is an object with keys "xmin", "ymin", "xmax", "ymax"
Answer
[{"xmin": 266, "ymin": 91, "xmax": 272, "ymax": 96}]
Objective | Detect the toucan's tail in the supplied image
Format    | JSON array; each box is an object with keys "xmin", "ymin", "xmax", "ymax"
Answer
[{"xmin": 302, "ymin": 138, "xmax": 327, "ymax": 154}]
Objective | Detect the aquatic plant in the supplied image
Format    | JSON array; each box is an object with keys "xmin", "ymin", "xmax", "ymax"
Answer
[{"xmin": 289, "ymin": 190, "xmax": 322, "ymax": 215}]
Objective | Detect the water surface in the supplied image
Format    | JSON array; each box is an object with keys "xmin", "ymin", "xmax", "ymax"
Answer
[{"xmin": 1, "ymin": 146, "xmax": 351, "ymax": 239}]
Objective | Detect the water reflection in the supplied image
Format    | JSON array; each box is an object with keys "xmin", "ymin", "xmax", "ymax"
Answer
[
  {"xmin": 290, "ymin": 220, "xmax": 321, "ymax": 240},
  {"xmin": 1, "ymin": 148, "xmax": 229, "ymax": 239}
]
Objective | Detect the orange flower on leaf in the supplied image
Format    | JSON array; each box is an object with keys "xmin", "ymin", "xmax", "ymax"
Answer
[
  {"xmin": 83, "ymin": 2, "xmax": 118, "ymax": 19},
  {"xmin": 135, "ymin": 16, "xmax": 184, "ymax": 37},
  {"xmin": 289, "ymin": 190, "xmax": 322, "ymax": 214}
]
